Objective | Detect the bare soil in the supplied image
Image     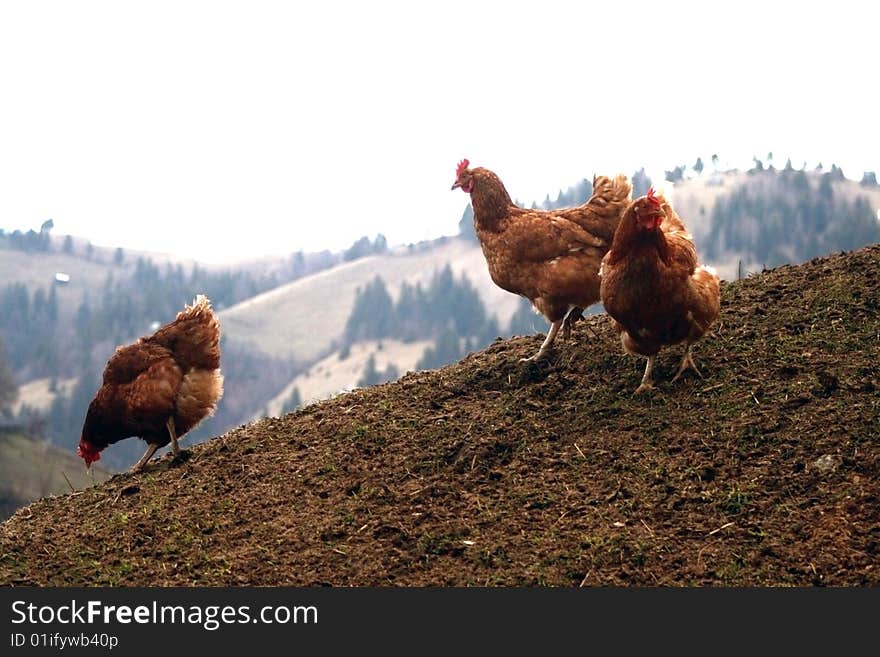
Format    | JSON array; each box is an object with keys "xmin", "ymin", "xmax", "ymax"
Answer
[{"xmin": 1, "ymin": 245, "xmax": 878, "ymax": 586}]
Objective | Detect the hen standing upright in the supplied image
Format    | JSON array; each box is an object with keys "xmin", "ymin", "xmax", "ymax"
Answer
[
  {"xmin": 77, "ymin": 294, "xmax": 224, "ymax": 472},
  {"xmin": 452, "ymin": 159, "xmax": 632, "ymax": 361},
  {"xmin": 599, "ymin": 188, "xmax": 721, "ymax": 393}
]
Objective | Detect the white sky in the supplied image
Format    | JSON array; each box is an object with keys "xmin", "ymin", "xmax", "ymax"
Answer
[{"xmin": 1, "ymin": 1, "xmax": 877, "ymax": 264}]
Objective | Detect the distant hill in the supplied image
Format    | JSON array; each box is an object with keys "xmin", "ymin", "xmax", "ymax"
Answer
[
  {"xmin": 0, "ymin": 431, "xmax": 111, "ymax": 520},
  {"xmin": 229, "ymin": 170, "xmax": 880, "ymax": 414},
  {"xmin": 671, "ymin": 169, "xmax": 880, "ymax": 278},
  {"xmin": 2, "ymin": 243, "xmax": 877, "ymax": 586},
  {"xmin": 218, "ymin": 236, "xmax": 522, "ymax": 363},
  {"xmin": 260, "ymin": 338, "xmax": 434, "ymax": 418},
  {"xmin": 0, "ymin": 249, "xmax": 131, "ymax": 322},
  {"xmin": 11, "ymin": 377, "xmax": 77, "ymax": 416}
]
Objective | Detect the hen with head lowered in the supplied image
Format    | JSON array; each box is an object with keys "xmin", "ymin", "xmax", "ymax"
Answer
[{"xmin": 77, "ymin": 294, "xmax": 224, "ymax": 472}]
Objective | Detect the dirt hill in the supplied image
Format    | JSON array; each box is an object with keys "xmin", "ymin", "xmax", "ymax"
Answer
[{"xmin": 1, "ymin": 244, "xmax": 878, "ymax": 586}]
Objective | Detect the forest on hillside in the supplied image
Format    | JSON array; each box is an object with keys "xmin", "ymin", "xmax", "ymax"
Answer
[{"xmin": 704, "ymin": 163, "xmax": 880, "ymax": 266}]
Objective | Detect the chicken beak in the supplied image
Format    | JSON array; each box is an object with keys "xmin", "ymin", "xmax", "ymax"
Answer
[{"xmin": 451, "ymin": 181, "xmax": 461, "ymax": 191}]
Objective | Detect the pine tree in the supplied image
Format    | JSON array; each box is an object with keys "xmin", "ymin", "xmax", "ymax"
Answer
[
  {"xmin": 631, "ymin": 168, "xmax": 653, "ymax": 198},
  {"xmin": 0, "ymin": 338, "xmax": 18, "ymax": 416},
  {"xmin": 393, "ymin": 281, "xmax": 428, "ymax": 341},
  {"xmin": 280, "ymin": 387, "xmax": 303, "ymax": 415},
  {"xmin": 508, "ymin": 297, "xmax": 542, "ymax": 336},
  {"xmin": 343, "ymin": 236, "xmax": 373, "ymax": 261},
  {"xmin": 383, "ymin": 362, "xmax": 400, "ymax": 382},
  {"xmin": 344, "ymin": 276, "xmax": 394, "ymax": 343},
  {"xmin": 416, "ymin": 329, "xmax": 462, "ymax": 370},
  {"xmin": 458, "ymin": 204, "xmax": 477, "ymax": 243},
  {"xmin": 373, "ymin": 234, "xmax": 388, "ymax": 254},
  {"xmin": 357, "ymin": 354, "xmax": 381, "ymax": 387}
]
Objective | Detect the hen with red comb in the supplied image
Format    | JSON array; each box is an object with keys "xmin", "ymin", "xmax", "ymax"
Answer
[
  {"xmin": 599, "ymin": 189, "xmax": 721, "ymax": 393},
  {"xmin": 452, "ymin": 159, "xmax": 632, "ymax": 361}
]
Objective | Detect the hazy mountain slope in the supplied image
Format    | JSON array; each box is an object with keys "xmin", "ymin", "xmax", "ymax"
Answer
[
  {"xmin": 11, "ymin": 377, "xmax": 77, "ymax": 416},
  {"xmin": 671, "ymin": 171, "xmax": 880, "ymax": 279},
  {"xmin": 218, "ymin": 237, "xmax": 521, "ymax": 363},
  {"xmin": 0, "ymin": 431, "xmax": 111, "ymax": 520},
  {"xmin": 261, "ymin": 338, "xmax": 433, "ymax": 417},
  {"xmin": 0, "ymin": 250, "xmax": 128, "ymax": 321},
  {"xmin": 2, "ymin": 243, "xmax": 877, "ymax": 586}
]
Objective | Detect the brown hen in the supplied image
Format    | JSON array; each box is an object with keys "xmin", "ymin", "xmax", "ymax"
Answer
[
  {"xmin": 599, "ymin": 188, "xmax": 721, "ymax": 393},
  {"xmin": 77, "ymin": 294, "xmax": 224, "ymax": 471},
  {"xmin": 452, "ymin": 159, "xmax": 632, "ymax": 361}
]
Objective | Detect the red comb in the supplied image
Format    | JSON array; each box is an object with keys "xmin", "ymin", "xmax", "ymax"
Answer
[
  {"xmin": 646, "ymin": 186, "xmax": 661, "ymax": 207},
  {"xmin": 456, "ymin": 159, "xmax": 470, "ymax": 177}
]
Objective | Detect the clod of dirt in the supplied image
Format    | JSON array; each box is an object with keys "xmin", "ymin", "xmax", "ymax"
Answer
[{"xmin": 812, "ymin": 454, "xmax": 841, "ymax": 473}]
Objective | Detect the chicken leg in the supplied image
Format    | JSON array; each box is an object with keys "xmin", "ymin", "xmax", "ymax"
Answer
[
  {"xmin": 634, "ymin": 356, "xmax": 656, "ymax": 394},
  {"xmin": 671, "ymin": 345, "xmax": 703, "ymax": 383},
  {"xmin": 131, "ymin": 443, "xmax": 160, "ymax": 472},
  {"xmin": 520, "ymin": 320, "xmax": 561, "ymax": 362},
  {"xmin": 166, "ymin": 417, "xmax": 181, "ymax": 456},
  {"xmin": 561, "ymin": 307, "xmax": 583, "ymax": 341},
  {"xmin": 129, "ymin": 419, "xmax": 181, "ymax": 473}
]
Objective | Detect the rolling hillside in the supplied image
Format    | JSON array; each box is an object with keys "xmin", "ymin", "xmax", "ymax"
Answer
[
  {"xmin": 218, "ymin": 237, "xmax": 521, "ymax": 363},
  {"xmin": 11, "ymin": 377, "xmax": 77, "ymax": 416},
  {"xmin": 671, "ymin": 171, "xmax": 880, "ymax": 277},
  {"xmin": 0, "ymin": 431, "xmax": 111, "ymax": 520},
  {"xmin": 261, "ymin": 338, "xmax": 433, "ymax": 418},
  {"xmin": 220, "ymin": 171, "xmax": 880, "ymax": 408},
  {"xmin": 2, "ymin": 244, "xmax": 877, "ymax": 586}
]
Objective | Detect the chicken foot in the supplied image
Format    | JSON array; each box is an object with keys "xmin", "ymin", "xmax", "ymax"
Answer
[
  {"xmin": 520, "ymin": 320, "xmax": 561, "ymax": 362},
  {"xmin": 671, "ymin": 345, "xmax": 703, "ymax": 383}
]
